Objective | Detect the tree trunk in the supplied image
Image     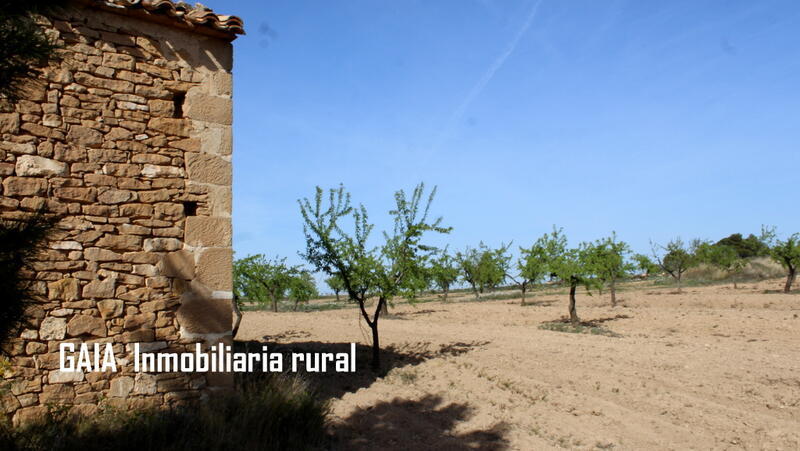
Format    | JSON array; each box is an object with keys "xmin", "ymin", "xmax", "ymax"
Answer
[
  {"xmin": 520, "ymin": 281, "xmax": 527, "ymax": 306},
  {"xmin": 610, "ymin": 278, "xmax": 617, "ymax": 306},
  {"xmin": 443, "ymin": 285, "xmax": 449, "ymax": 302},
  {"xmin": 676, "ymin": 275, "xmax": 682, "ymax": 293},
  {"xmin": 231, "ymin": 295, "xmax": 243, "ymax": 338},
  {"xmin": 568, "ymin": 278, "xmax": 579, "ymax": 325},
  {"xmin": 785, "ymin": 267, "xmax": 796, "ymax": 293},
  {"xmin": 335, "ymin": 290, "xmax": 340, "ymax": 302},
  {"xmin": 370, "ymin": 322, "xmax": 380, "ymax": 370},
  {"xmin": 293, "ymin": 299, "xmax": 299, "ymax": 311},
  {"xmin": 271, "ymin": 296, "xmax": 278, "ymax": 313}
]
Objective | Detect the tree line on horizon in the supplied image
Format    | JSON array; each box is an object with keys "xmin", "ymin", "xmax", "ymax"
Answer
[{"xmin": 233, "ymin": 182, "xmax": 800, "ymax": 370}]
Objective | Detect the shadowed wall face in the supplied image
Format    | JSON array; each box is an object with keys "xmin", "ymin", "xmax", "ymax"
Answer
[{"xmin": 0, "ymin": 1, "xmax": 238, "ymax": 426}]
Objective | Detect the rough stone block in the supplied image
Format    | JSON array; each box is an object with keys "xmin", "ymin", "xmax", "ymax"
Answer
[
  {"xmin": 39, "ymin": 317, "xmax": 67, "ymax": 340},
  {"xmin": 67, "ymin": 315, "xmax": 107, "ymax": 337},
  {"xmin": 177, "ymin": 295, "xmax": 231, "ymax": 335},
  {"xmin": 160, "ymin": 250, "xmax": 195, "ymax": 279},
  {"xmin": 54, "ymin": 187, "xmax": 97, "ymax": 203},
  {"xmin": 184, "ymin": 217, "xmax": 230, "ymax": 247},
  {"xmin": 147, "ymin": 117, "xmax": 190, "ymax": 137},
  {"xmin": 196, "ymin": 248, "xmax": 232, "ymax": 291},
  {"xmin": 48, "ymin": 278, "xmax": 80, "ymax": 301},
  {"xmin": 15, "ymin": 155, "xmax": 68, "ymax": 177},
  {"xmin": 96, "ymin": 299, "xmax": 123, "ymax": 319},
  {"xmin": 66, "ymin": 125, "xmax": 103, "ymax": 147},
  {"xmin": 2, "ymin": 177, "xmax": 47, "ymax": 196},
  {"xmin": 0, "ymin": 113, "xmax": 20, "ymax": 133},
  {"xmin": 109, "ymin": 376, "xmax": 134, "ymax": 398},
  {"xmin": 185, "ymin": 153, "xmax": 230, "ymax": 185},
  {"xmin": 185, "ymin": 91, "xmax": 231, "ymax": 125},
  {"xmin": 82, "ymin": 277, "xmax": 116, "ymax": 298},
  {"xmin": 143, "ymin": 238, "xmax": 182, "ymax": 252}
]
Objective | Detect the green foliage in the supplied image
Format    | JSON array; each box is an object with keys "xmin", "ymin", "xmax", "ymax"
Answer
[
  {"xmin": 456, "ymin": 243, "xmax": 511, "ymax": 298},
  {"xmin": 288, "ymin": 271, "xmax": 318, "ymax": 310},
  {"xmin": 233, "ymin": 254, "xmax": 302, "ymax": 312},
  {"xmin": 428, "ymin": 248, "xmax": 459, "ymax": 299},
  {"xmin": 631, "ymin": 253, "xmax": 659, "ymax": 276},
  {"xmin": 584, "ymin": 233, "xmax": 632, "ymax": 285},
  {"xmin": 299, "ymin": 182, "xmax": 450, "ymax": 369},
  {"xmin": 517, "ymin": 240, "xmax": 549, "ymax": 286},
  {"xmin": 583, "ymin": 233, "xmax": 633, "ymax": 304},
  {"xmin": 694, "ymin": 241, "xmax": 745, "ymax": 280},
  {"xmin": 324, "ymin": 274, "xmax": 345, "ymax": 300},
  {"xmin": 0, "ymin": 211, "xmax": 56, "ymax": 352},
  {"xmin": 516, "ymin": 233, "xmax": 557, "ymax": 303},
  {"xmin": 0, "ymin": 374, "xmax": 329, "ymax": 451},
  {"xmin": 0, "ymin": 0, "xmax": 62, "ymax": 103},
  {"xmin": 715, "ymin": 233, "xmax": 770, "ymax": 259},
  {"xmin": 651, "ymin": 238, "xmax": 698, "ymax": 291},
  {"xmin": 764, "ymin": 229, "xmax": 800, "ymax": 292}
]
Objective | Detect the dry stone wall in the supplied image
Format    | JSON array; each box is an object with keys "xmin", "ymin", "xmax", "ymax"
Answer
[{"xmin": 0, "ymin": 3, "xmax": 235, "ymax": 425}]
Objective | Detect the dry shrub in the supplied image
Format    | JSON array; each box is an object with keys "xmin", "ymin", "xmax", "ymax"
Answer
[
  {"xmin": 685, "ymin": 258, "xmax": 784, "ymax": 283},
  {"xmin": 741, "ymin": 257, "xmax": 784, "ymax": 280},
  {"xmin": 0, "ymin": 374, "xmax": 329, "ymax": 451},
  {"xmin": 684, "ymin": 263, "xmax": 728, "ymax": 281}
]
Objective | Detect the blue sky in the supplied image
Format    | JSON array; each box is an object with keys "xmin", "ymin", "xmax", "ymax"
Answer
[{"xmin": 202, "ymin": 0, "xmax": 798, "ymax": 270}]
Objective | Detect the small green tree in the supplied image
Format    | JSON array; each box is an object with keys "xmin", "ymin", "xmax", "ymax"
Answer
[
  {"xmin": 651, "ymin": 238, "xmax": 697, "ymax": 292},
  {"xmin": 632, "ymin": 253, "xmax": 659, "ymax": 277},
  {"xmin": 543, "ymin": 228, "xmax": 596, "ymax": 325},
  {"xmin": 695, "ymin": 242, "xmax": 746, "ymax": 288},
  {"xmin": 456, "ymin": 243, "xmax": 511, "ymax": 299},
  {"xmin": 584, "ymin": 233, "xmax": 633, "ymax": 306},
  {"xmin": 516, "ymin": 237, "xmax": 550, "ymax": 305},
  {"xmin": 325, "ymin": 274, "xmax": 345, "ymax": 302},
  {"xmin": 766, "ymin": 232, "xmax": 800, "ymax": 293},
  {"xmin": 428, "ymin": 248, "xmax": 459, "ymax": 301},
  {"xmin": 0, "ymin": 211, "xmax": 56, "ymax": 350},
  {"xmin": 0, "ymin": 1, "xmax": 62, "ymax": 103},
  {"xmin": 288, "ymin": 271, "xmax": 318, "ymax": 311},
  {"xmin": 233, "ymin": 254, "xmax": 299, "ymax": 312},
  {"xmin": 299, "ymin": 183, "xmax": 450, "ymax": 370}
]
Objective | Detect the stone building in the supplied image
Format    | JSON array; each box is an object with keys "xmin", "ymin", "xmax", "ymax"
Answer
[{"xmin": 0, "ymin": 0, "xmax": 243, "ymax": 425}]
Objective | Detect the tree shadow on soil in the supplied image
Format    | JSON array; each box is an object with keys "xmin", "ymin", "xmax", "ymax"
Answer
[
  {"xmin": 329, "ymin": 394, "xmax": 510, "ymax": 451},
  {"xmin": 544, "ymin": 313, "xmax": 631, "ymax": 328},
  {"xmin": 519, "ymin": 299, "xmax": 557, "ymax": 307},
  {"xmin": 234, "ymin": 339, "xmax": 489, "ymax": 401}
]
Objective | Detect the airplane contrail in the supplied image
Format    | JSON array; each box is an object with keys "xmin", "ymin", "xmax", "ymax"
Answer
[{"xmin": 431, "ymin": 0, "xmax": 544, "ymax": 153}]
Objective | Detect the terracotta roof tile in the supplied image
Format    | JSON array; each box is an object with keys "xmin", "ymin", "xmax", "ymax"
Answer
[{"xmin": 91, "ymin": 0, "xmax": 244, "ymax": 38}]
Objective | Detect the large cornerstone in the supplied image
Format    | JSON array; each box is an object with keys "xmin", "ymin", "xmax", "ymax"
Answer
[{"xmin": 0, "ymin": 0, "xmax": 244, "ymax": 425}]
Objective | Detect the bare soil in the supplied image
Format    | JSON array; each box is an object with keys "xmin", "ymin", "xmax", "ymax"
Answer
[{"xmin": 236, "ymin": 279, "xmax": 800, "ymax": 450}]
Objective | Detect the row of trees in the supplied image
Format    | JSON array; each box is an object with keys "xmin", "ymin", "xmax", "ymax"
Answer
[
  {"xmin": 233, "ymin": 182, "xmax": 799, "ymax": 370},
  {"xmin": 233, "ymin": 255, "xmax": 318, "ymax": 312}
]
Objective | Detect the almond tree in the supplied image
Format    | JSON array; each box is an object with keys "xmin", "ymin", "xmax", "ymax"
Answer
[
  {"xmin": 288, "ymin": 271, "xmax": 318, "ymax": 311},
  {"xmin": 456, "ymin": 243, "xmax": 511, "ymax": 299},
  {"xmin": 651, "ymin": 238, "xmax": 697, "ymax": 293},
  {"xmin": 540, "ymin": 227, "xmax": 597, "ymax": 324},
  {"xmin": 325, "ymin": 274, "xmax": 344, "ymax": 301},
  {"xmin": 767, "ymin": 231, "xmax": 800, "ymax": 293},
  {"xmin": 299, "ymin": 183, "xmax": 450, "ymax": 370},
  {"xmin": 695, "ymin": 241, "xmax": 745, "ymax": 288},
  {"xmin": 233, "ymin": 254, "xmax": 300, "ymax": 312},
  {"xmin": 632, "ymin": 253, "xmax": 659, "ymax": 277},
  {"xmin": 585, "ymin": 233, "xmax": 632, "ymax": 306},
  {"xmin": 428, "ymin": 248, "xmax": 459, "ymax": 301},
  {"xmin": 516, "ymin": 237, "xmax": 550, "ymax": 305}
]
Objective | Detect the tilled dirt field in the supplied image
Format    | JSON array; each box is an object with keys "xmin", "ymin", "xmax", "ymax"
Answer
[{"xmin": 236, "ymin": 279, "xmax": 800, "ymax": 450}]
